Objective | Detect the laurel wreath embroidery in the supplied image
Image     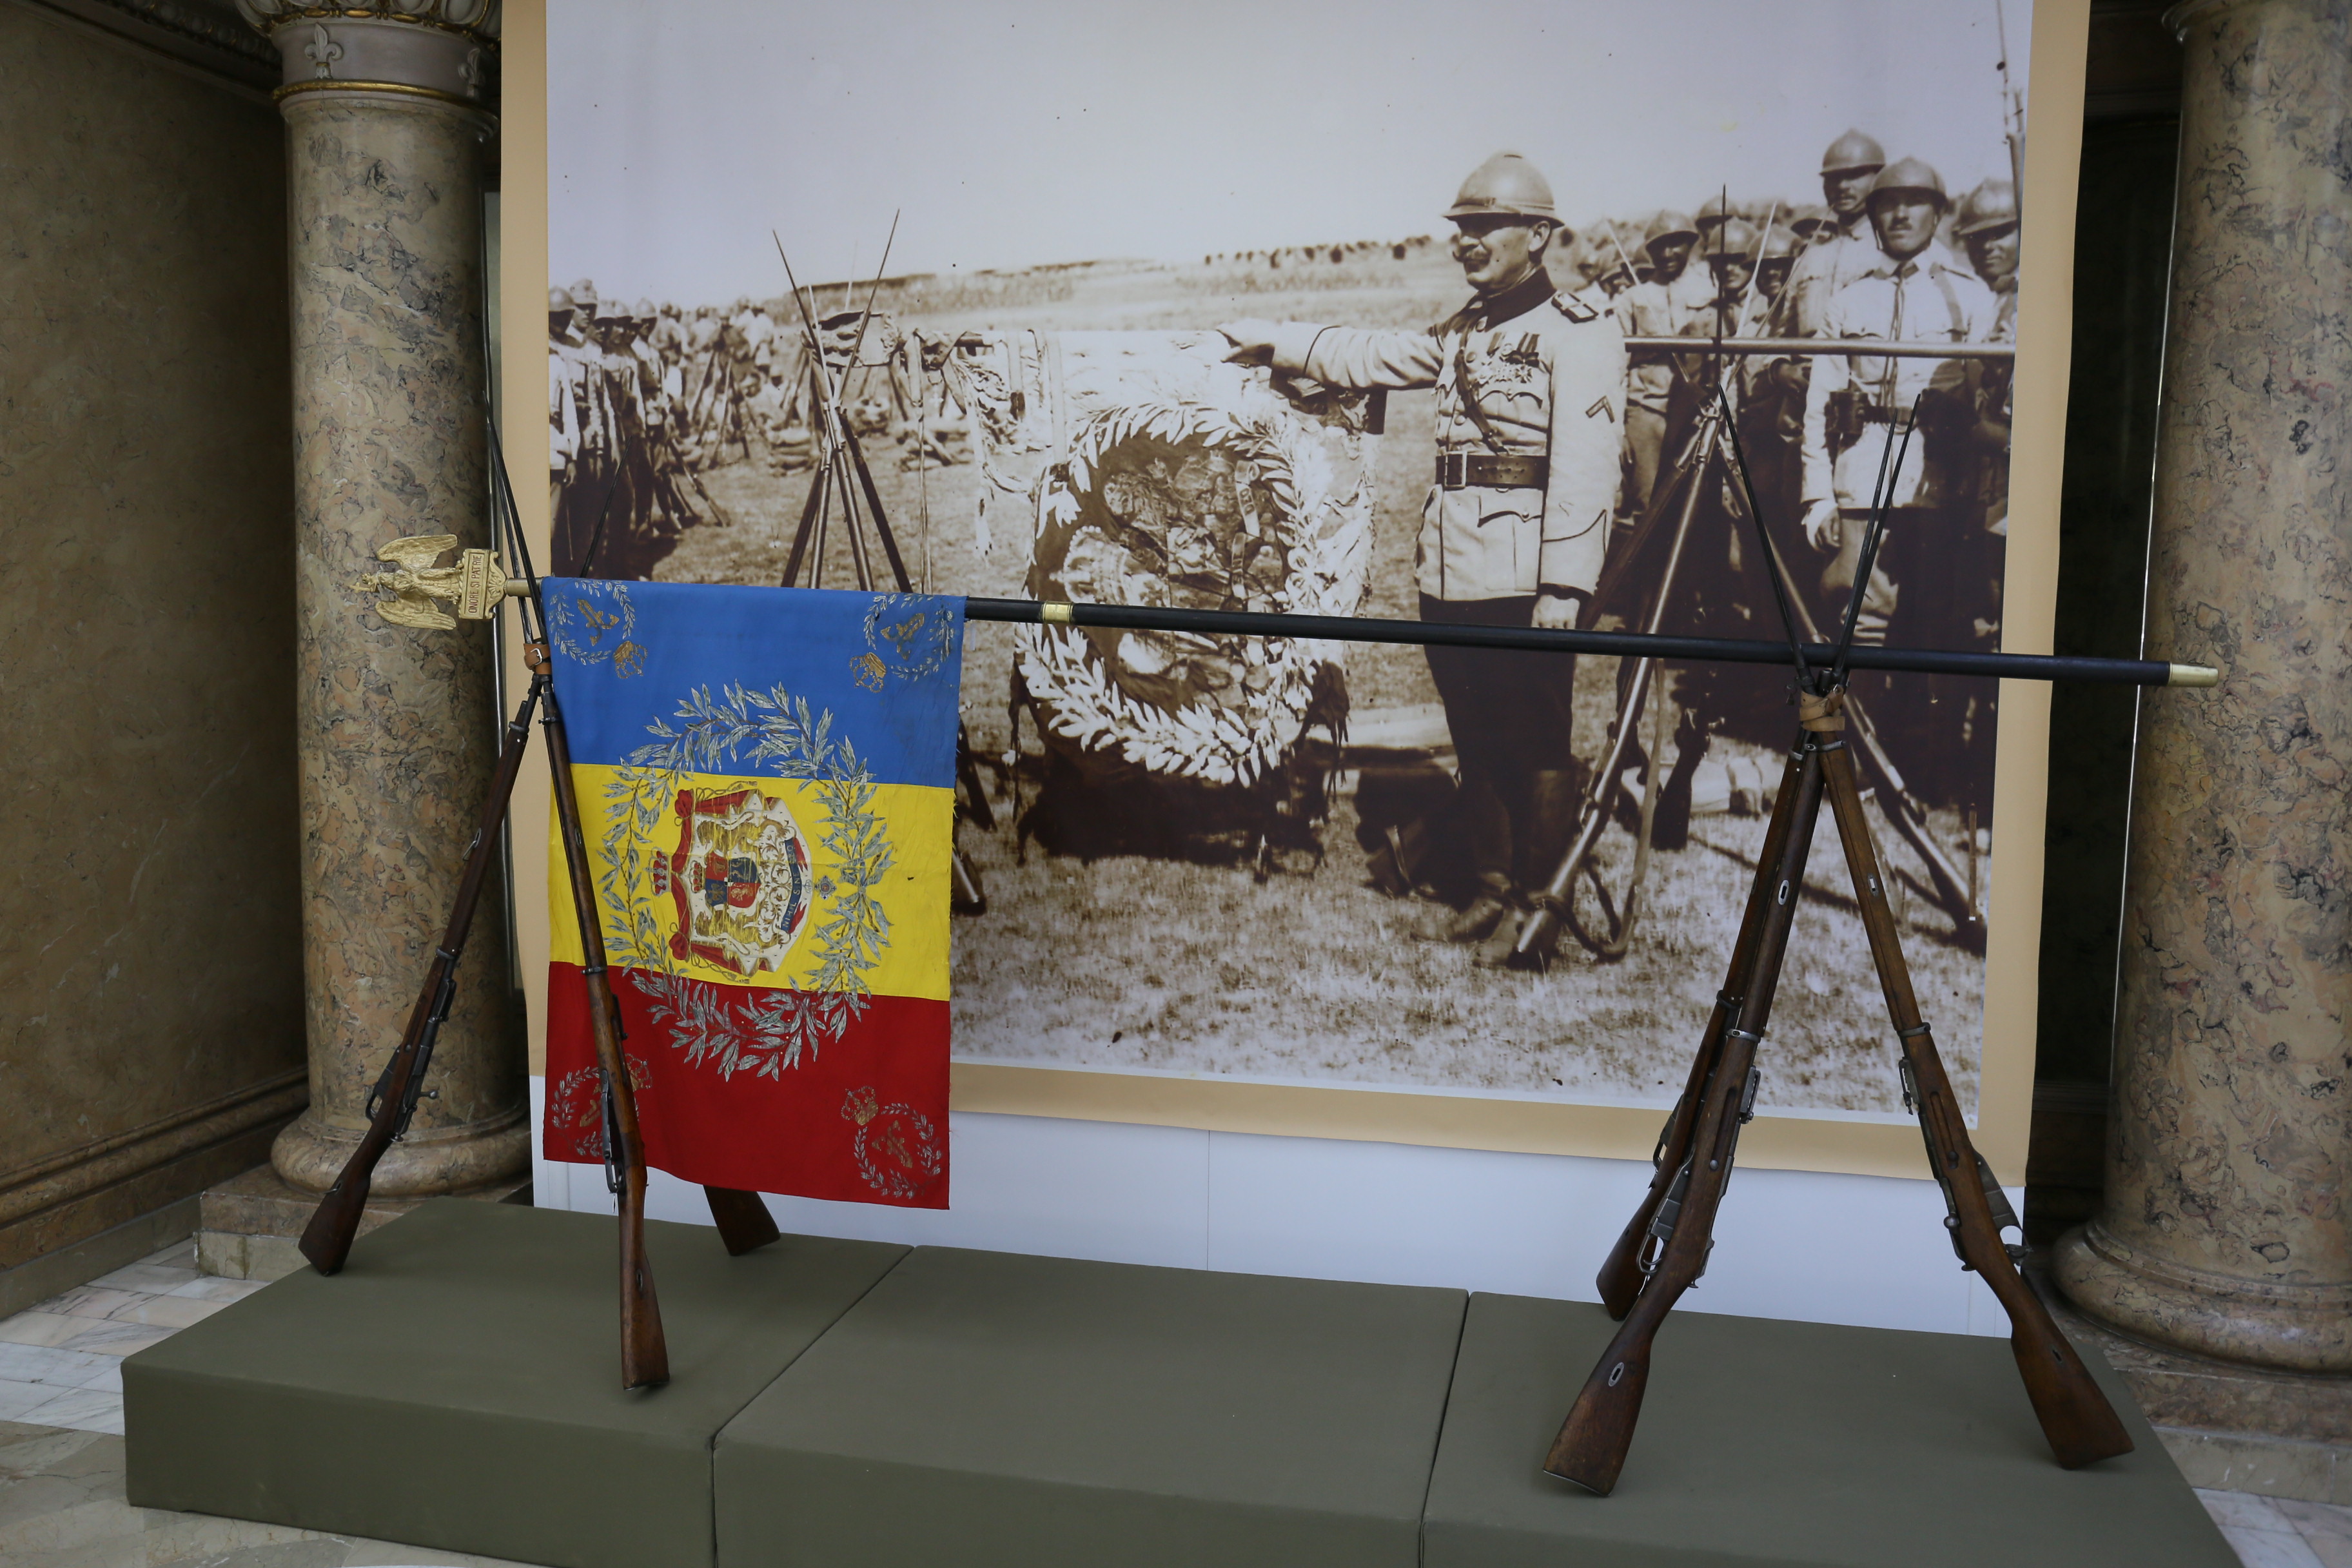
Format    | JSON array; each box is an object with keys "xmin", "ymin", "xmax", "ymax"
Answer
[
  {"xmin": 596, "ymin": 685, "xmax": 894, "ymax": 1081},
  {"xmin": 549, "ymin": 579, "xmax": 647, "ymax": 678},
  {"xmin": 1015, "ymin": 396, "xmax": 1372, "ymax": 787}
]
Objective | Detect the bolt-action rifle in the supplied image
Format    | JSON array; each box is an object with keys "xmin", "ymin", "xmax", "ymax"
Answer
[
  {"xmin": 300, "ymin": 414, "xmax": 781, "ymax": 1389},
  {"xmin": 1545, "ymin": 382, "xmax": 2136, "ymax": 1494}
]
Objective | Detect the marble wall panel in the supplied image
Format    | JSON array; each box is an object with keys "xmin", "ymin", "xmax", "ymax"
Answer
[{"xmin": 0, "ymin": 5, "xmax": 304, "ymax": 1264}]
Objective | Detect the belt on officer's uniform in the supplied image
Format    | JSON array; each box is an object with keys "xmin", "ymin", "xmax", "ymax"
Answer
[{"xmin": 1435, "ymin": 453, "xmax": 1548, "ymax": 489}]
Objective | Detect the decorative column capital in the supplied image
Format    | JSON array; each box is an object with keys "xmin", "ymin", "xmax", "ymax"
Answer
[{"xmin": 237, "ymin": 1, "xmax": 501, "ymax": 109}]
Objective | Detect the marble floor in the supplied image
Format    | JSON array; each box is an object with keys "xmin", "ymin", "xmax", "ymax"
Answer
[{"xmin": 0, "ymin": 1239, "xmax": 2344, "ymax": 1568}]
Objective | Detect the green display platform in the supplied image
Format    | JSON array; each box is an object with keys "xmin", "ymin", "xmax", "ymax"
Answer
[
  {"xmin": 1424, "ymin": 1292, "xmax": 2239, "ymax": 1568},
  {"xmin": 713, "ymin": 1246, "xmax": 1469, "ymax": 1568},
  {"xmin": 122, "ymin": 1200, "xmax": 906, "ymax": 1568}
]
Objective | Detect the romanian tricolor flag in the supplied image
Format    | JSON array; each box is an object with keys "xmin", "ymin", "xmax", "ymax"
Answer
[{"xmin": 540, "ymin": 580, "xmax": 960, "ymax": 1208}]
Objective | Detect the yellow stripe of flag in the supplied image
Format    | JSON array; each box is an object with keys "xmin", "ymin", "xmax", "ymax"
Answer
[{"xmin": 549, "ymin": 766, "xmax": 952, "ymax": 1003}]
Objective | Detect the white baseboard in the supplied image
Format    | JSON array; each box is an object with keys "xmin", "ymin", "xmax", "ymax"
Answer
[{"xmin": 527, "ymin": 1078, "xmax": 2013, "ymax": 1337}]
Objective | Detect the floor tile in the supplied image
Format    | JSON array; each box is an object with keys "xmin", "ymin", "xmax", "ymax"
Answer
[
  {"xmin": 99, "ymin": 1294, "xmax": 221, "ymax": 1329},
  {"xmin": 0, "ymin": 1312, "xmax": 96, "ymax": 1350},
  {"xmin": 0, "ymin": 1380, "xmax": 61, "ymax": 1422},
  {"xmin": 2275, "ymin": 1499, "xmax": 2352, "ymax": 1568},
  {"xmin": 25, "ymin": 1388, "xmax": 124, "ymax": 1436},
  {"xmin": 2217, "ymin": 1524, "xmax": 2328, "ymax": 1568},
  {"xmin": 84, "ymin": 1262, "xmax": 199, "ymax": 1294},
  {"xmin": 0, "ymin": 1342, "xmax": 120, "ymax": 1390},
  {"xmin": 2207, "ymin": 1489, "xmax": 2296, "ymax": 1533},
  {"xmin": 51, "ymin": 1319, "xmax": 174, "ymax": 1357},
  {"xmin": 164, "ymin": 1274, "xmax": 270, "ymax": 1303},
  {"xmin": 38, "ymin": 1287, "xmax": 149, "ymax": 1322}
]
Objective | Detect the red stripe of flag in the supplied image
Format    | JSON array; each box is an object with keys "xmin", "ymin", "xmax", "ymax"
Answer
[{"xmin": 543, "ymin": 963, "xmax": 950, "ymax": 1208}]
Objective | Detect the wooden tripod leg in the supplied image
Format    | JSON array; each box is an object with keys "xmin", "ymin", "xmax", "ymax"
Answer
[
  {"xmin": 1547, "ymin": 718, "xmax": 1836, "ymax": 1494},
  {"xmin": 1595, "ymin": 738, "xmax": 1809, "ymax": 1316},
  {"xmin": 1818, "ymin": 736, "xmax": 2133, "ymax": 1468},
  {"xmin": 704, "ymin": 1186, "xmax": 781, "ymax": 1256},
  {"xmin": 542, "ymin": 682, "xmax": 669, "ymax": 1391}
]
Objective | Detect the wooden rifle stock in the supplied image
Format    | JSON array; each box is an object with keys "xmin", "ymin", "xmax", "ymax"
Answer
[
  {"xmin": 298, "ymin": 676, "xmax": 546, "ymax": 1275},
  {"xmin": 542, "ymin": 671, "xmax": 670, "ymax": 1390},
  {"xmin": 1549, "ymin": 729, "xmax": 1831, "ymax": 1494},
  {"xmin": 1818, "ymin": 743, "xmax": 2133, "ymax": 1468},
  {"xmin": 1595, "ymin": 743, "xmax": 1807, "ymax": 1317}
]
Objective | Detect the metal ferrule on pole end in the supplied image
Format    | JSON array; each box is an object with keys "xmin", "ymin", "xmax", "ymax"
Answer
[{"xmin": 2167, "ymin": 662, "xmax": 2220, "ymax": 688}]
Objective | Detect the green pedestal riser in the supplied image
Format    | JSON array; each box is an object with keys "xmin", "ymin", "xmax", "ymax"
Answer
[
  {"xmin": 122, "ymin": 1200, "xmax": 905, "ymax": 1568},
  {"xmin": 713, "ymin": 1246, "xmax": 1469, "ymax": 1568},
  {"xmin": 121, "ymin": 1206, "xmax": 2235, "ymax": 1568},
  {"xmin": 1422, "ymin": 1292, "xmax": 2239, "ymax": 1568}
]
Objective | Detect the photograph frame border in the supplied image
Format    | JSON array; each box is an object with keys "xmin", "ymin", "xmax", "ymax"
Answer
[{"xmin": 501, "ymin": 0, "xmax": 2095, "ymax": 1184}]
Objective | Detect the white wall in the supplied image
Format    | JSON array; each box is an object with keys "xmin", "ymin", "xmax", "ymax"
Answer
[{"xmin": 529, "ymin": 1078, "xmax": 2017, "ymax": 1338}]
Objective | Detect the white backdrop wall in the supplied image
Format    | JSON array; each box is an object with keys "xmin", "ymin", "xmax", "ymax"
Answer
[{"xmin": 529, "ymin": 1077, "xmax": 2015, "ymax": 1338}]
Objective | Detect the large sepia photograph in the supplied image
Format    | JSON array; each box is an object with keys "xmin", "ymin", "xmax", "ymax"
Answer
[{"xmin": 545, "ymin": 0, "xmax": 2034, "ymax": 1122}]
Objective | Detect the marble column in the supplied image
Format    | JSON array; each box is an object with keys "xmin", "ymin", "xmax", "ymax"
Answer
[
  {"xmin": 2055, "ymin": 0, "xmax": 2352, "ymax": 1371},
  {"xmin": 239, "ymin": 1, "xmax": 525, "ymax": 1195}
]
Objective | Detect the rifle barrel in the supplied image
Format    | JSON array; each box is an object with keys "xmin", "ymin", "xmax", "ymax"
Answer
[{"xmin": 961, "ymin": 598, "xmax": 2215, "ymax": 689}]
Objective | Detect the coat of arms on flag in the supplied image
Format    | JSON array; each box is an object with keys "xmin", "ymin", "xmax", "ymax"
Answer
[{"xmin": 542, "ymin": 580, "xmax": 961, "ymax": 1208}]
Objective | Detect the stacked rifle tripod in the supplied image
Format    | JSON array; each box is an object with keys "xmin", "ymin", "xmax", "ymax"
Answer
[
  {"xmin": 1536, "ymin": 371, "xmax": 2134, "ymax": 1492},
  {"xmin": 770, "ymin": 231, "xmax": 995, "ymax": 910}
]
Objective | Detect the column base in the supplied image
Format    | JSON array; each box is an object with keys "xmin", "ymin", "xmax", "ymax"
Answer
[
  {"xmin": 2055, "ymin": 1220, "xmax": 2352, "ymax": 1374},
  {"xmin": 270, "ymin": 1104, "xmax": 529, "ymax": 1199},
  {"xmin": 198, "ymin": 1162, "xmax": 528, "ymax": 1282}
]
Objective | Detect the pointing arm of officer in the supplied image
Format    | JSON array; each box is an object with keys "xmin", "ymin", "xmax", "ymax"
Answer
[{"xmin": 1215, "ymin": 318, "xmax": 1444, "ymax": 389}]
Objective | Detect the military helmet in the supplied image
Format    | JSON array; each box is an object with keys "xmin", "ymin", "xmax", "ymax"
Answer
[
  {"xmin": 1695, "ymin": 193, "xmax": 1736, "ymax": 231},
  {"xmin": 1703, "ymin": 218, "xmax": 1759, "ymax": 260},
  {"xmin": 593, "ymin": 297, "xmax": 631, "ymax": 324},
  {"xmin": 1788, "ymin": 203, "xmax": 1834, "ymax": 236},
  {"xmin": 1819, "ymin": 128, "xmax": 1887, "ymax": 175},
  {"xmin": 1446, "ymin": 152, "xmax": 1559, "ymax": 222},
  {"xmin": 548, "ymin": 286, "xmax": 574, "ymax": 314},
  {"xmin": 567, "ymin": 278, "xmax": 600, "ymax": 308},
  {"xmin": 1756, "ymin": 224, "xmax": 1803, "ymax": 262},
  {"xmin": 1868, "ymin": 157, "xmax": 1948, "ymax": 206},
  {"xmin": 633, "ymin": 297, "xmax": 657, "ymax": 319},
  {"xmin": 1644, "ymin": 211, "xmax": 1700, "ymax": 251},
  {"xmin": 1955, "ymin": 179, "xmax": 2020, "ymax": 235}
]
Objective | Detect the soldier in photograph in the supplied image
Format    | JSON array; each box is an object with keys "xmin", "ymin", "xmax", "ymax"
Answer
[
  {"xmin": 1798, "ymin": 157, "xmax": 2001, "ymax": 783},
  {"xmin": 1945, "ymin": 178, "xmax": 2020, "ymax": 662},
  {"xmin": 549, "ymin": 279, "xmax": 618, "ymax": 574},
  {"xmin": 1786, "ymin": 129, "xmax": 1888, "ymax": 335},
  {"xmin": 1613, "ymin": 211, "xmax": 1710, "ymax": 520},
  {"xmin": 1216, "ymin": 151, "xmax": 1626, "ymax": 950}
]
